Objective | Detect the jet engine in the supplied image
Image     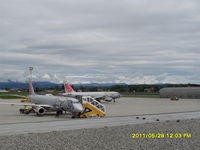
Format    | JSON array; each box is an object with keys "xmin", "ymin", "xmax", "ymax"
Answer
[
  {"xmin": 104, "ymin": 96, "xmax": 113, "ymax": 102},
  {"xmin": 34, "ymin": 106, "xmax": 45, "ymax": 115}
]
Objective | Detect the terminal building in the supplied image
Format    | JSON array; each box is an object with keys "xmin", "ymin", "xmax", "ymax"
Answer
[{"xmin": 159, "ymin": 87, "xmax": 200, "ymax": 99}]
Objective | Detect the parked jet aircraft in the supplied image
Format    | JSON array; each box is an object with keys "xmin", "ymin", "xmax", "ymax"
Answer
[
  {"xmin": 63, "ymin": 83, "xmax": 121, "ymax": 102},
  {"xmin": 0, "ymin": 81, "xmax": 84, "ymax": 117}
]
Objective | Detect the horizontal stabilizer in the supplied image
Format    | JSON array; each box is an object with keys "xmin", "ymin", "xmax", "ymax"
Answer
[{"xmin": 11, "ymin": 94, "xmax": 28, "ymax": 99}]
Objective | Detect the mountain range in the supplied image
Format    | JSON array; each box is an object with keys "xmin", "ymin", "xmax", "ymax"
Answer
[{"xmin": 0, "ymin": 81, "xmax": 127, "ymax": 89}]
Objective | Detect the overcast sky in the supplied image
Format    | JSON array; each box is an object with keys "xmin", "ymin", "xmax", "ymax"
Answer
[{"xmin": 0, "ymin": 0, "xmax": 200, "ymax": 84}]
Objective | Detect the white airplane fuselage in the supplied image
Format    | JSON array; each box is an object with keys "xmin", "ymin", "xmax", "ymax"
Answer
[
  {"xmin": 28, "ymin": 94, "xmax": 83, "ymax": 114},
  {"xmin": 64, "ymin": 91, "xmax": 120, "ymax": 101},
  {"xmin": 63, "ymin": 83, "xmax": 121, "ymax": 102}
]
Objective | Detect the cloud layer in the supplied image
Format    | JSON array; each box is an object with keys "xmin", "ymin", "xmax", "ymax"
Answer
[{"xmin": 0, "ymin": 0, "xmax": 200, "ymax": 84}]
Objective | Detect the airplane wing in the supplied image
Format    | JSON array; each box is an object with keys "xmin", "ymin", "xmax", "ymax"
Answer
[{"xmin": 0, "ymin": 102, "xmax": 52, "ymax": 108}]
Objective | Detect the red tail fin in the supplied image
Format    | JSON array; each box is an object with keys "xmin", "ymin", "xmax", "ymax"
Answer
[
  {"xmin": 28, "ymin": 81, "xmax": 35, "ymax": 95},
  {"xmin": 64, "ymin": 83, "xmax": 74, "ymax": 93}
]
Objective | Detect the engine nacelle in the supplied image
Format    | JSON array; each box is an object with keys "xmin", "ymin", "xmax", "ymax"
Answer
[
  {"xmin": 34, "ymin": 106, "xmax": 45, "ymax": 115},
  {"xmin": 45, "ymin": 94, "xmax": 53, "ymax": 96},
  {"xmin": 104, "ymin": 96, "xmax": 113, "ymax": 102}
]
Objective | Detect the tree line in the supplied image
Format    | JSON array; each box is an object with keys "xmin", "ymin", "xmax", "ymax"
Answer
[{"xmin": 30, "ymin": 83, "xmax": 200, "ymax": 94}]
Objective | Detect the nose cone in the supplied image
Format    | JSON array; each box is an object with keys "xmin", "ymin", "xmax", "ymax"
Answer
[
  {"xmin": 113, "ymin": 92, "xmax": 120, "ymax": 98},
  {"xmin": 73, "ymin": 103, "xmax": 84, "ymax": 113}
]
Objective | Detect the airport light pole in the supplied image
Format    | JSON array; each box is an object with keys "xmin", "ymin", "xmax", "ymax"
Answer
[{"xmin": 29, "ymin": 67, "xmax": 33, "ymax": 82}]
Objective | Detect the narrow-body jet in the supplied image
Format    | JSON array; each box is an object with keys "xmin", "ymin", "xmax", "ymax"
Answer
[
  {"xmin": 0, "ymin": 81, "xmax": 84, "ymax": 117},
  {"xmin": 63, "ymin": 83, "xmax": 121, "ymax": 102}
]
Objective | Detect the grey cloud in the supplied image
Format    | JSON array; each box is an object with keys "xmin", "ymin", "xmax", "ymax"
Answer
[{"xmin": 0, "ymin": 0, "xmax": 200, "ymax": 84}]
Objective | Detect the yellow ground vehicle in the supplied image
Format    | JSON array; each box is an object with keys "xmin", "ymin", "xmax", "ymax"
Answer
[
  {"xmin": 19, "ymin": 106, "xmax": 34, "ymax": 114},
  {"xmin": 79, "ymin": 103, "xmax": 106, "ymax": 118},
  {"xmin": 79, "ymin": 96, "xmax": 106, "ymax": 118},
  {"xmin": 20, "ymin": 99, "xmax": 31, "ymax": 102},
  {"xmin": 170, "ymin": 96, "xmax": 179, "ymax": 101}
]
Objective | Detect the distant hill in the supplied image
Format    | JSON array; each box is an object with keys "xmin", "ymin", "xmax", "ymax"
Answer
[
  {"xmin": 0, "ymin": 81, "xmax": 61, "ymax": 89},
  {"xmin": 0, "ymin": 81, "xmax": 128, "ymax": 89},
  {"xmin": 1, "ymin": 81, "xmax": 198, "ymax": 90},
  {"xmin": 0, "ymin": 81, "xmax": 28, "ymax": 89}
]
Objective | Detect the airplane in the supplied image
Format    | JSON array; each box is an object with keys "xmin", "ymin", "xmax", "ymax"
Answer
[
  {"xmin": 62, "ymin": 83, "xmax": 121, "ymax": 102},
  {"xmin": 0, "ymin": 81, "xmax": 84, "ymax": 117}
]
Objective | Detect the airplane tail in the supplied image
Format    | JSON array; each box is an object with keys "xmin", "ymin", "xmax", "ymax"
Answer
[
  {"xmin": 64, "ymin": 83, "xmax": 74, "ymax": 93},
  {"xmin": 28, "ymin": 81, "xmax": 35, "ymax": 95}
]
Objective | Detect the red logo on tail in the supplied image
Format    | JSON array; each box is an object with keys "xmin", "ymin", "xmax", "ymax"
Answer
[
  {"xmin": 29, "ymin": 82, "xmax": 32, "ymax": 94},
  {"xmin": 64, "ymin": 83, "xmax": 73, "ymax": 93}
]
